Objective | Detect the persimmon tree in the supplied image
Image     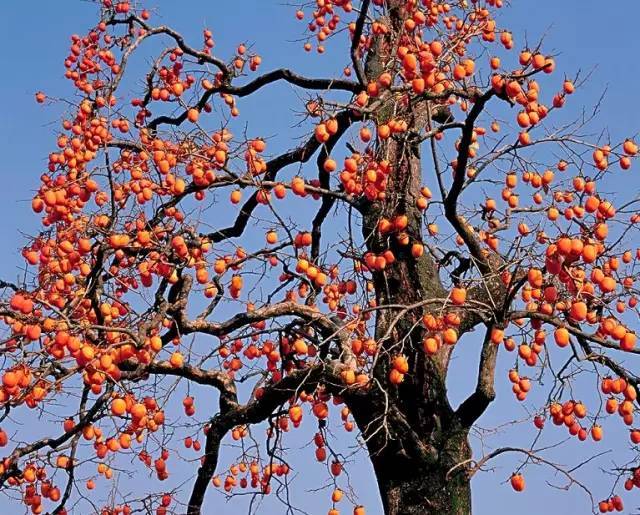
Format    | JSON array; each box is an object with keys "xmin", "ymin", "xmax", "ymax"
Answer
[{"xmin": 1, "ymin": 0, "xmax": 640, "ymax": 514}]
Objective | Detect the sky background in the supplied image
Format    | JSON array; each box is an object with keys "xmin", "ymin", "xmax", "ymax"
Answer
[{"xmin": 1, "ymin": 1, "xmax": 640, "ymax": 514}]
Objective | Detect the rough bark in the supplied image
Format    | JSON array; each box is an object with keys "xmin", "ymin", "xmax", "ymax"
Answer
[
  {"xmin": 343, "ymin": 2, "xmax": 474, "ymax": 512},
  {"xmin": 374, "ymin": 432, "xmax": 472, "ymax": 515},
  {"xmin": 352, "ymin": 131, "xmax": 474, "ymax": 512},
  {"xmin": 346, "ymin": 379, "xmax": 472, "ymax": 515}
]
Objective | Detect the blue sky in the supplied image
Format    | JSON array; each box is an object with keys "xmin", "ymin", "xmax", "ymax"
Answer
[{"xmin": 1, "ymin": 1, "xmax": 640, "ymax": 514}]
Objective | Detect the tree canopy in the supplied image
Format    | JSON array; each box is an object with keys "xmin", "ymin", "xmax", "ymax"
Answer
[{"xmin": 1, "ymin": 0, "xmax": 640, "ymax": 514}]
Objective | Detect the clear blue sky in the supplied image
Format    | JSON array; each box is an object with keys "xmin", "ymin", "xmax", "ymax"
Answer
[{"xmin": 1, "ymin": 2, "xmax": 640, "ymax": 514}]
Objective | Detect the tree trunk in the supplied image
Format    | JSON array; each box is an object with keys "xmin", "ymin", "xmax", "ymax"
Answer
[
  {"xmin": 378, "ymin": 466, "xmax": 471, "ymax": 515},
  {"xmin": 372, "ymin": 427, "xmax": 471, "ymax": 515},
  {"xmin": 343, "ymin": 2, "xmax": 474, "ymax": 513},
  {"xmin": 347, "ymin": 384, "xmax": 472, "ymax": 515},
  {"xmin": 347, "ymin": 119, "xmax": 474, "ymax": 514}
]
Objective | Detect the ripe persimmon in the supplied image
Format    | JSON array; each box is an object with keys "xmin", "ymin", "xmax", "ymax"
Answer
[
  {"xmin": 554, "ymin": 327, "xmax": 570, "ymax": 347},
  {"xmin": 451, "ymin": 287, "xmax": 466, "ymax": 305},
  {"xmin": 510, "ymin": 473, "xmax": 525, "ymax": 492},
  {"xmin": 111, "ymin": 398, "xmax": 127, "ymax": 416}
]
